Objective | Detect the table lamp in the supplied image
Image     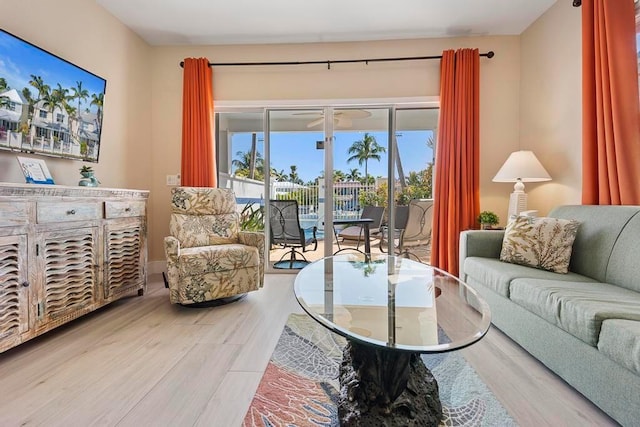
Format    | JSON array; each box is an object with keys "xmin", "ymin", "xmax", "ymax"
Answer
[{"xmin": 493, "ymin": 150, "xmax": 551, "ymax": 218}]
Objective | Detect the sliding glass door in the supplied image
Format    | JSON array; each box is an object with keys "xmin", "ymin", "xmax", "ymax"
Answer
[{"xmin": 216, "ymin": 103, "xmax": 438, "ymax": 272}]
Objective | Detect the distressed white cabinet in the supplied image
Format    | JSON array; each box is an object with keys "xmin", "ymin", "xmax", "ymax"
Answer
[{"xmin": 0, "ymin": 183, "xmax": 148, "ymax": 353}]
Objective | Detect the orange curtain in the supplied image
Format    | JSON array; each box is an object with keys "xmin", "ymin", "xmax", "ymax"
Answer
[
  {"xmin": 430, "ymin": 49, "xmax": 480, "ymax": 276},
  {"xmin": 582, "ymin": 0, "xmax": 640, "ymax": 204},
  {"xmin": 181, "ymin": 57, "xmax": 216, "ymax": 187}
]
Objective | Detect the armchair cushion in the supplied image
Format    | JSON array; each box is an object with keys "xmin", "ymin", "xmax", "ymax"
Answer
[
  {"xmin": 178, "ymin": 244, "xmax": 260, "ymax": 277},
  {"xmin": 170, "ymin": 188, "xmax": 240, "ymax": 248}
]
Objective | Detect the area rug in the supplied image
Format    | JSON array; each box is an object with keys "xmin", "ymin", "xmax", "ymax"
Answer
[{"xmin": 243, "ymin": 314, "xmax": 517, "ymax": 427}]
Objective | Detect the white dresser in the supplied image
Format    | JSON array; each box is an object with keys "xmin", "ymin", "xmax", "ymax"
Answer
[{"xmin": 0, "ymin": 183, "xmax": 149, "ymax": 353}]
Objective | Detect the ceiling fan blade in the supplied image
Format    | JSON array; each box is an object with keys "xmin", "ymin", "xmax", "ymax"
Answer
[
  {"xmin": 336, "ymin": 110, "xmax": 372, "ymax": 119},
  {"xmin": 336, "ymin": 116, "xmax": 352, "ymax": 128},
  {"xmin": 307, "ymin": 117, "xmax": 325, "ymax": 128}
]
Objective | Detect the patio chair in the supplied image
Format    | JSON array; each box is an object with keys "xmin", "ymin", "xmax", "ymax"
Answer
[
  {"xmin": 334, "ymin": 205, "xmax": 385, "ymax": 251},
  {"xmin": 380, "ymin": 199, "xmax": 433, "ymax": 261},
  {"xmin": 269, "ymin": 199, "xmax": 318, "ymax": 269},
  {"xmin": 164, "ymin": 187, "xmax": 265, "ymax": 307}
]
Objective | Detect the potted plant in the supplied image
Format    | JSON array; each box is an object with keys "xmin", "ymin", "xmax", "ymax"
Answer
[
  {"xmin": 80, "ymin": 165, "xmax": 94, "ymax": 178},
  {"xmin": 477, "ymin": 211, "xmax": 499, "ymax": 230}
]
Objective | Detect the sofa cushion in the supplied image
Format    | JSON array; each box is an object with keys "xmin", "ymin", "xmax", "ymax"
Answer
[
  {"xmin": 500, "ymin": 216, "xmax": 580, "ymax": 273},
  {"xmin": 178, "ymin": 244, "xmax": 259, "ymax": 277},
  {"xmin": 598, "ymin": 319, "xmax": 640, "ymax": 375},
  {"xmin": 549, "ymin": 205, "xmax": 640, "ymax": 282},
  {"xmin": 462, "ymin": 257, "xmax": 595, "ymax": 298},
  {"xmin": 509, "ymin": 279, "xmax": 640, "ymax": 346}
]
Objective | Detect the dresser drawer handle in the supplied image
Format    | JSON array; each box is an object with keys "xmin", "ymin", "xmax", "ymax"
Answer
[
  {"xmin": 125, "ymin": 207, "xmax": 131, "ymax": 212},
  {"xmin": 21, "ymin": 281, "xmax": 29, "ymax": 288},
  {"xmin": 66, "ymin": 209, "xmax": 76, "ymax": 215}
]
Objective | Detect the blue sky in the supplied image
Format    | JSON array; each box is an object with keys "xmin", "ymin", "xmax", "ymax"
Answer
[
  {"xmin": 232, "ymin": 130, "xmax": 434, "ymax": 183},
  {"xmin": 0, "ymin": 30, "xmax": 106, "ymax": 111}
]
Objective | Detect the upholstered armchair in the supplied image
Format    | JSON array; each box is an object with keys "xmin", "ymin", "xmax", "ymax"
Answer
[{"xmin": 164, "ymin": 187, "xmax": 264, "ymax": 306}]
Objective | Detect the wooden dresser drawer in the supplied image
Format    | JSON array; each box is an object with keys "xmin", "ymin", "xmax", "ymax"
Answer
[
  {"xmin": 37, "ymin": 202, "xmax": 101, "ymax": 223},
  {"xmin": 0, "ymin": 202, "xmax": 29, "ymax": 226},
  {"xmin": 104, "ymin": 201, "xmax": 146, "ymax": 218}
]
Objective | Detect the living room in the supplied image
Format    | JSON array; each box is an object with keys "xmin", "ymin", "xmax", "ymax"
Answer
[{"xmin": 0, "ymin": 0, "xmax": 634, "ymax": 425}]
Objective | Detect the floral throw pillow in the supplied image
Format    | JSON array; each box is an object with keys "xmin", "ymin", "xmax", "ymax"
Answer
[{"xmin": 500, "ymin": 216, "xmax": 580, "ymax": 273}]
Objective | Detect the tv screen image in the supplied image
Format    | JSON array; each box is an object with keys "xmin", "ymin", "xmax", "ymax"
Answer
[{"xmin": 0, "ymin": 28, "xmax": 106, "ymax": 162}]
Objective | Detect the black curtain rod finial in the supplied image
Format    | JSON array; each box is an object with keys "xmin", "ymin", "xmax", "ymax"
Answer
[
  {"xmin": 573, "ymin": 0, "xmax": 581, "ymax": 6},
  {"xmin": 486, "ymin": 51, "xmax": 495, "ymax": 59}
]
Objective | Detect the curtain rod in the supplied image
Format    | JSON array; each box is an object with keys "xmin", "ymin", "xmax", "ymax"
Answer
[{"xmin": 179, "ymin": 50, "xmax": 495, "ymax": 70}]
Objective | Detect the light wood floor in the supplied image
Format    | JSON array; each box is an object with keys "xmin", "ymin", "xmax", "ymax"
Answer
[{"xmin": 0, "ymin": 273, "xmax": 618, "ymax": 426}]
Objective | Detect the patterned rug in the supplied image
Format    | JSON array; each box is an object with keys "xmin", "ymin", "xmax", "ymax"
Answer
[{"xmin": 243, "ymin": 314, "xmax": 517, "ymax": 427}]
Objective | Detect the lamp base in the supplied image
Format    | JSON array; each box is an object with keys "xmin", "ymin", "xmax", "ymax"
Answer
[{"xmin": 508, "ymin": 191, "xmax": 527, "ymax": 218}]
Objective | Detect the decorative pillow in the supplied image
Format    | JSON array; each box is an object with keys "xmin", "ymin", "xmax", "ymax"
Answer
[{"xmin": 500, "ymin": 216, "xmax": 580, "ymax": 273}]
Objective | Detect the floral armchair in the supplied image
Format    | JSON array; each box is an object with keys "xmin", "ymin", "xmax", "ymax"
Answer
[{"xmin": 164, "ymin": 187, "xmax": 264, "ymax": 305}]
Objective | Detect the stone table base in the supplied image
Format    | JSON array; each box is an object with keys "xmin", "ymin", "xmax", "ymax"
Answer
[{"xmin": 338, "ymin": 340, "xmax": 442, "ymax": 426}]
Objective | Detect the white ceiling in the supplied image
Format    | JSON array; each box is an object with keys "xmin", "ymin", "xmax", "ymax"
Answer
[{"xmin": 97, "ymin": 0, "xmax": 558, "ymax": 46}]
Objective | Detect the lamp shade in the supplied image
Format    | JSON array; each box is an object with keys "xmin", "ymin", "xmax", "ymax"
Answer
[{"xmin": 493, "ymin": 150, "xmax": 552, "ymax": 183}]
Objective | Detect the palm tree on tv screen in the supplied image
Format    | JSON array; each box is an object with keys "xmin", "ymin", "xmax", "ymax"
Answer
[
  {"xmin": 91, "ymin": 92, "xmax": 104, "ymax": 130},
  {"xmin": 72, "ymin": 81, "xmax": 89, "ymax": 119},
  {"xmin": 29, "ymin": 75, "xmax": 49, "ymax": 103}
]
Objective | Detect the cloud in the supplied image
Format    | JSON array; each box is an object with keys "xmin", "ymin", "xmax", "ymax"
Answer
[{"xmin": 0, "ymin": 57, "xmax": 29, "ymax": 92}]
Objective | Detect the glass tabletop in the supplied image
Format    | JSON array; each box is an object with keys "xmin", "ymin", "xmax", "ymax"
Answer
[{"xmin": 293, "ymin": 254, "xmax": 491, "ymax": 353}]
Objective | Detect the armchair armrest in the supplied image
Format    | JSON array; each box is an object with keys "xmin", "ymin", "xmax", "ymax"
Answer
[
  {"xmin": 163, "ymin": 236, "xmax": 181, "ymax": 293},
  {"xmin": 239, "ymin": 231, "xmax": 265, "ymax": 287},
  {"xmin": 164, "ymin": 236, "xmax": 181, "ymax": 262},
  {"xmin": 459, "ymin": 230, "xmax": 504, "ymax": 279},
  {"xmin": 378, "ymin": 226, "xmax": 405, "ymax": 253}
]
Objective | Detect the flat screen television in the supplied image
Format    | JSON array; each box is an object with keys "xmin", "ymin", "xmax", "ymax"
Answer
[{"xmin": 0, "ymin": 28, "xmax": 106, "ymax": 163}]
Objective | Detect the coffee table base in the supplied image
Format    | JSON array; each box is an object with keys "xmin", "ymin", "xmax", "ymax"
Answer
[{"xmin": 338, "ymin": 340, "xmax": 442, "ymax": 426}]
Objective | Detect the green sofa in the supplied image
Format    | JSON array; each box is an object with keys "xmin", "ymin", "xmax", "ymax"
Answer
[{"xmin": 459, "ymin": 205, "xmax": 640, "ymax": 427}]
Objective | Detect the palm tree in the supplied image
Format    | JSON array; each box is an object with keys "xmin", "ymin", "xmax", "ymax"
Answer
[
  {"xmin": 289, "ymin": 165, "xmax": 303, "ymax": 185},
  {"xmin": 64, "ymin": 103, "xmax": 77, "ymax": 144},
  {"xmin": 347, "ymin": 133, "xmax": 386, "ymax": 182},
  {"xmin": 333, "ymin": 170, "xmax": 346, "ymax": 182},
  {"xmin": 232, "ymin": 150, "xmax": 265, "ymax": 179},
  {"xmin": 40, "ymin": 89, "xmax": 62, "ymax": 148},
  {"xmin": 29, "ymin": 75, "xmax": 49, "ymax": 102},
  {"xmin": 0, "ymin": 78, "xmax": 9, "ymax": 92},
  {"xmin": 90, "ymin": 92, "xmax": 104, "ymax": 129},
  {"xmin": 21, "ymin": 88, "xmax": 35, "ymax": 117},
  {"xmin": 71, "ymin": 81, "xmax": 89, "ymax": 117},
  {"xmin": 346, "ymin": 168, "xmax": 361, "ymax": 182},
  {"xmin": 0, "ymin": 78, "xmax": 10, "ymax": 108},
  {"xmin": 271, "ymin": 168, "xmax": 288, "ymax": 182}
]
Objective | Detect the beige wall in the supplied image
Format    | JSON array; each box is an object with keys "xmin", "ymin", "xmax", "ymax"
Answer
[
  {"xmin": 520, "ymin": 0, "xmax": 582, "ymax": 215},
  {"xmin": 150, "ymin": 36, "xmax": 522, "ymax": 260},
  {"xmin": 0, "ymin": 0, "xmax": 153, "ymax": 191}
]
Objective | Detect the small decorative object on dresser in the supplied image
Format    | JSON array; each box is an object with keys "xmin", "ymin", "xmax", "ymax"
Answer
[
  {"xmin": 17, "ymin": 156, "xmax": 55, "ymax": 184},
  {"xmin": 0, "ymin": 183, "xmax": 148, "ymax": 354},
  {"xmin": 477, "ymin": 210, "xmax": 499, "ymax": 230},
  {"xmin": 79, "ymin": 165, "xmax": 100, "ymax": 187}
]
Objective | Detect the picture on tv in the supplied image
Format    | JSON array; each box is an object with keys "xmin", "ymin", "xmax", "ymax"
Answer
[{"xmin": 0, "ymin": 28, "xmax": 106, "ymax": 162}]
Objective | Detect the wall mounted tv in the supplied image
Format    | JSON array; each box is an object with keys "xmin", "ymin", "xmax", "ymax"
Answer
[{"xmin": 0, "ymin": 28, "xmax": 106, "ymax": 163}]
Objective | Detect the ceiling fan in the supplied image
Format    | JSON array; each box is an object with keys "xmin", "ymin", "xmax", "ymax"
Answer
[{"xmin": 294, "ymin": 110, "xmax": 372, "ymax": 128}]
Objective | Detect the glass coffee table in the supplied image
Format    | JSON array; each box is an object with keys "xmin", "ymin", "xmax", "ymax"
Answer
[{"xmin": 293, "ymin": 254, "xmax": 491, "ymax": 426}]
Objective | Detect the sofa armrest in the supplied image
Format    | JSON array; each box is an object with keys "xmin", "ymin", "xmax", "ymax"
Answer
[{"xmin": 459, "ymin": 230, "xmax": 504, "ymax": 279}]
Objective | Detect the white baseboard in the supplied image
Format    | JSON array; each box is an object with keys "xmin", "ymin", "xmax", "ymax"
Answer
[{"xmin": 148, "ymin": 260, "xmax": 167, "ymax": 275}]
